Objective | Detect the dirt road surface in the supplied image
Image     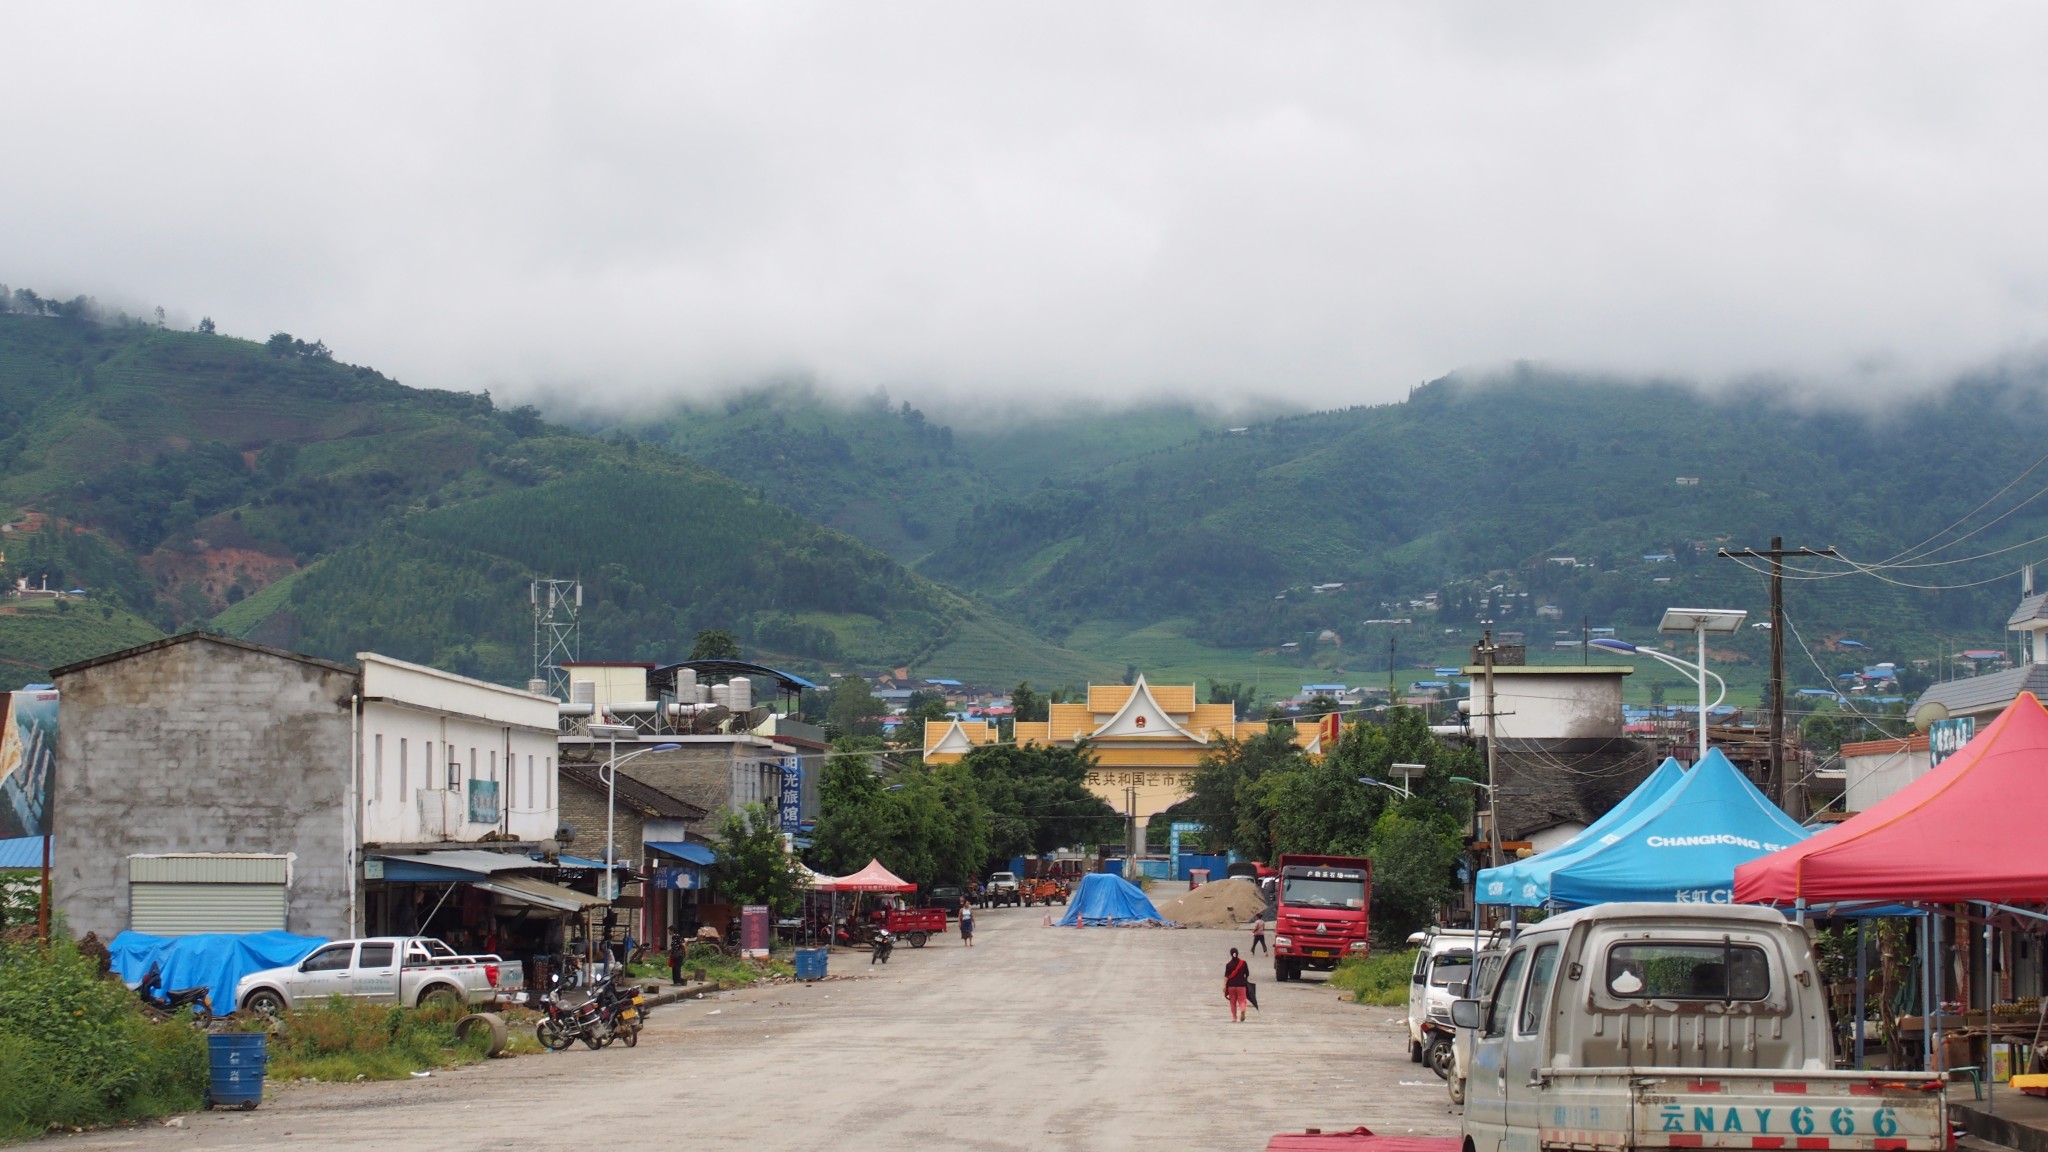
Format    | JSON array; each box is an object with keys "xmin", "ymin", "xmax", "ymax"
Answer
[{"xmin": 56, "ymin": 905, "xmax": 1462, "ymax": 1151}]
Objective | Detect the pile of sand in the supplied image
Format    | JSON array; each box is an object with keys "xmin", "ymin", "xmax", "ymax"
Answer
[{"xmin": 1152, "ymin": 877, "xmax": 1269, "ymax": 928}]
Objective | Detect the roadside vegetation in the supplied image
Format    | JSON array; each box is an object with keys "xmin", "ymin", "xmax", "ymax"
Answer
[
  {"xmin": 1329, "ymin": 948, "xmax": 1416, "ymax": 1007},
  {"xmin": 254, "ymin": 997, "xmax": 518, "ymax": 1082},
  {"xmin": 631, "ymin": 951, "xmax": 793, "ymax": 991},
  {"xmin": 0, "ymin": 932, "xmax": 206, "ymax": 1141}
]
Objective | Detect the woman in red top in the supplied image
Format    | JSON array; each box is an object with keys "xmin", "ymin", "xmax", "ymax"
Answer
[{"xmin": 1224, "ymin": 947, "xmax": 1251, "ymax": 1022}]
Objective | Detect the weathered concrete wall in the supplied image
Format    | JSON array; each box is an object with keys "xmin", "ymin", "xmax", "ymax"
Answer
[
  {"xmin": 557, "ymin": 775, "xmax": 646, "ymax": 866},
  {"xmin": 53, "ymin": 638, "xmax": 357, "ymax": 939}
]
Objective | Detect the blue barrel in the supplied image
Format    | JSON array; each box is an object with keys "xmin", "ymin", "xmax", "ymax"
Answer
[
  {"xmin": 793, "ymin": 947, "xmax": 828, "ymax": 982},
  {"xmin": 207, "ymin": 1032, "xmax": 266, "ymax": 1109}
]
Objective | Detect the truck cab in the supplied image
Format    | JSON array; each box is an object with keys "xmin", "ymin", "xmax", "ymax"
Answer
[
  {"xmin": 1271, "ymin": 854, "xmax": 1370, "ymax": 981},
  {"xmin": 1452, "ymin": 903, "xmax": 1946, "ymax": 1152}
]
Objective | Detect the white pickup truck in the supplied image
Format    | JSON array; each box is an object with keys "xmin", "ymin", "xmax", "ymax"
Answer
[
  {"xmin": 236, "ymin": 936, "xmax": 511, "ymax": 1014},
  {"xmin": 1452, "ymin": 903, "xmax": 1947, "ymax": 1152}
]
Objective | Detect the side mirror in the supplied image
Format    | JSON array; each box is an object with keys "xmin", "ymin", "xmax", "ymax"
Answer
[
  {"xmin": 1450, "ymin": 998, "xmax": 1481, "ymax": 1030},
  {"xmin": 1448, "ymin": 981, "xmax": 1469, "ymax": 998}
]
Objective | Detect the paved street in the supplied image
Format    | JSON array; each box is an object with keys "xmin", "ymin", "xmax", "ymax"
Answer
[{"xmin": 58, "ymin": 905, "xmax": 1462, "ymax": 1152}]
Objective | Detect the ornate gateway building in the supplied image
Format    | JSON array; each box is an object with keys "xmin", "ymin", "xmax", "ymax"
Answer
[{"xmin": 924, "ymin": 676, "xmax": 1325, "ymax": 845}]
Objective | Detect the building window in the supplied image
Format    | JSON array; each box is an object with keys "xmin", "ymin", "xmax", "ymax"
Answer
[
  {"xmin": 526, "ymin": 755, "xmax": 535, "ymax": 812},
  {"xmin": 470, "ymin": 747, "xmax": 477, "ymax": 790},
  {"xmin": 426, "ymin": 743, "xmax": 435, "ymax": 791},
  {"xmin": 399, "ymin": 738, "xmax": 409, "ymax": 796},
  {"xmin": 447, "ymin": 744, "xmax": 459, "ymax": 792},
  {"xmin": 545, "ymin": 756, "xmax": 553, "ymax": 808},
  {"xmin": 373, "ymin": 734, "xmax": 384, "ymax": 802}
]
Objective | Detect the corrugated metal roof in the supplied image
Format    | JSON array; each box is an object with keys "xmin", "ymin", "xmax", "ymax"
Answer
[
  {"xmin": 128, "ymin": 854, "xmax": 289, "ymax": 884},
  {"xmin": 474, "ymin": 874, "xmax": 607, "ymax": 913},
  {"xmin": 645, "ymin": 840, "xmax": 716, "ymax": 866},
  {"xmin": 1913, "ymin": 665, "xmax": 2048, "ymax": 718},
  {"xmin": 0, "ymin": 836, "xmax": 45, "ymax": 868},
  {"xmin": 371, "ymin": 849, "xmax": 549, "ymax": 874},
  {"xmin": 557, "ymin": 762, "xmax": 707, "ymax": 821}
]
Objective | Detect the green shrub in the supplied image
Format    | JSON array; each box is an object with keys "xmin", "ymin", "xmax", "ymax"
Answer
[
  {"xmin": 0, "ymin": 935, "xmax": 206, "ymax": 1140},
  {"xmin": 1329, "ymin": 947, "xmax": 1417, "ymax": 1007},
  {"xmin": 263, "ymin": 996, "xmax": 489, "ymax": 1082}
]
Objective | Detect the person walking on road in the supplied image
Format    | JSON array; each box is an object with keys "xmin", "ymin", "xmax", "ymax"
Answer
[
  {"xmin": 1224, "ymin": 948, "xmax": 1251, "ymax": 1022},
  {"xmin": 1250, "ymin": 916, "xmax": 1267, "ymax": 954},
  {"xmin": 666, "ymin": 933, "xmax": 686, "ymax": 986},
  {"xmin": 959, "ymin": 904, "xmax": 975, "ymax": 947}
]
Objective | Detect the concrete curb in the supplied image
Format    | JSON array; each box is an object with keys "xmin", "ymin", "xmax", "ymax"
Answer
[{"xmin": 641, "ymin": 981, "xmax": 715, "ymax": 1008}]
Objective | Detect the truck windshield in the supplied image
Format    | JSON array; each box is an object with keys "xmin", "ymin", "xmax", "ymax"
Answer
[
  {"xmin": 1606, "ymin": 942, "xmax": 1770, "ymax": 1000},
  {"xmin": 1281, "ymin": 876, "xmax": 1365, "ymax": 909}
]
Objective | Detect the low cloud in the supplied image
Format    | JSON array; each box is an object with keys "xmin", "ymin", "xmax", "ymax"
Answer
[{"xmin": 3, "ymin": 3, "xmax": 2045, "ymax": 410}]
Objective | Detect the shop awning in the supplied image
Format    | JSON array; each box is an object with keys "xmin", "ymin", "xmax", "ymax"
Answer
[
  {"xmin": 1736, "ymin": 690, "xmax": 2048, "ymax": 905},
  {"xmin": 646, "ymin": 841, "xmax": 717, "ymax": 866},
  {"xmin": 372, "ymin": 849, "xmax": 552, "ymax": 882},
  {"xmin": 473, "ymin": 874, "xmax": 608, "ymax": 914},
  {"xmin": 0, "ymin": 836, "xmax": 45, "ymax": 869}
]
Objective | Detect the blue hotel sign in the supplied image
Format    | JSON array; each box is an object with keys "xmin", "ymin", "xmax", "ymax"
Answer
[{"xmin": 778, "ymin": 757, "xmax": 803, "ymax": 832}]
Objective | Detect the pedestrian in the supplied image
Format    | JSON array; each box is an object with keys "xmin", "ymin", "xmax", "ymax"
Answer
[
  {"xmin": 959, "ymin": 904, "xmax": 975, "ymax": 947},
  {"xmin": 1224, "ymin": 947, "xmax": 1251, "ymax": 1022},
  {"xmin": 666, "ymin": 932, "xmax": 686, "ymax": 986},
  {"xmin": 1250, "ymin": 915, "xmax": 1267, "ymax": 954}
]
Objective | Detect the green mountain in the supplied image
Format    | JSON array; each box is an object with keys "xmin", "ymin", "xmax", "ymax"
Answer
[
  {"xmin": 621, "ymin": 369, "xmax": 2048, "ymax": 697},
  {"xmin": 0, "ymin": 302, "xmax": 1105, "ymax": 688}
]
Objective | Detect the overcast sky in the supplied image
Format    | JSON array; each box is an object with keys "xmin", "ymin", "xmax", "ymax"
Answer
[{"xmin": 4, "ymin": 3, "xmax": 2046, "ymax": 412}]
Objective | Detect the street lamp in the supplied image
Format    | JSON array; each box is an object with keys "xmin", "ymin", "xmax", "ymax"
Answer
[
  {"xmin": 1592, "ymin": 609, "xmax": 1746, "ymax": 760},
  {"xmin": 1448, "ymin": 776, "xmax": 1500, "ymax": 868},
  {"xmin": 1358, "ymin": 776, "xmax": 1410, "ymax": 799},
  {"xmin": 587, "ymin": 723, "xmax": 681, "ymax": 906}
]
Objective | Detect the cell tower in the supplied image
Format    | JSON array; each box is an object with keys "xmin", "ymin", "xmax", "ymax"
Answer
[{"xmin": 530, "ymin": 579, "xmax": 581, "ymax": 699}]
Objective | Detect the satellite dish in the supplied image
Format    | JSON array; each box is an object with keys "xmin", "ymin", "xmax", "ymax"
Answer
[
  {"xmin": 538, "ymin": 838, "xmax": 560, "ymax": 859},
  {"xmin": 555, "ymin": 824, "xmax": 576, "ymax": 845}
]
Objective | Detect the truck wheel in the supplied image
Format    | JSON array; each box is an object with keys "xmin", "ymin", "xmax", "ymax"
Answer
[
  {"xmin": 417, "ymin": 984, "xmax": 463, "ymax": 1012},
  {"xmin": 1447, "ymin": 1073, "xmax": 1466, "ymax": 1106},
  {"xmin": 455, "ymin": 1012, "xmax": 509, "ymax": 1057},
  {"xmin": 242, "ymin": 989, "xmax": 287, "ymax": 1017},
  {"xmin": 1426, "ymin": 1035, "xmax": 1455, "ymax": 1080},
  {"xmin": 907, "ymin": 932, "xmax": 929, "ymax": 948}
]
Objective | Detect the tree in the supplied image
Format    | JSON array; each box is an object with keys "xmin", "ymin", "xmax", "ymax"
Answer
[
  {"xmin": 689, "ymin": 629, "xmax": 741, "ymax": 660},
  {"xmin": 962, "ymin": 742, "xmax": 1119, "ymax": 866},
  {"xmin": 897, "ymin": 691, "xmax": 952, "ymax": 751},
  {"xmin": 1206, "ymin": 679, "xmax": 1255, "ymax": 719},
  {"xmin": 196, "ymin": 316, "xmax": 215, "ymax": 335},
  {"xmin": 710, "ymin": 803, "xmax": 810, "ymax": 917},
  {"xmin": 1011, "ymin": 681, "xmax": 1047, "ymax": 723},
  {"xmin": 807, "ymin": 739, "xmax": 993, "ymax": 886},
  {"xmin": 825, "ymin": 675, "xmax": 887, "ymax": 740}
]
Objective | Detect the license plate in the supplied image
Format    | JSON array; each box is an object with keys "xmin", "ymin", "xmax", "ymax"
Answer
[
  {"xmin": 621, "ymin": 1008, "xmax": 638, "ymax": 1021},
  {"xmin": 1309, "ymin": 950, "xmax": 1332, "ymax": 958}
]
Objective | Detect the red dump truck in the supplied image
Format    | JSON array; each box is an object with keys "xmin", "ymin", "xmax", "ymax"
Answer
[{"xmin": 1271, "ymin": 853, "xmax": 1371, "ymax": 981}]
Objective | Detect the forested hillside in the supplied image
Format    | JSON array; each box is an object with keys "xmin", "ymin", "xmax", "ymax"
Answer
[{"xmin": 0, "ymin": 300, "xmax": 1102, "ymax": 687}]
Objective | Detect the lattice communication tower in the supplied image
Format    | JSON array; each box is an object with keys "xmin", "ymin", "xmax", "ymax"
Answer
[{"xmin": 531, "ymin": 579, "xmax": 581, "ymax": 699}]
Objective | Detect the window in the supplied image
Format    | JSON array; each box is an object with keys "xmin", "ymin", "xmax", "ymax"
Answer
[
  {"xmin": 1518, "ymin": 943, "xmax": 1559, "ymax": 1035},
  {"xmin": 399, "ymin": 738, "xmax": 409, "ymax": 796},
  {"xmin": 490, "ymin": 749, "xmax": 498, "ymax": 781},
  {"xmin": 546, "ymin": 757, "xmax": 553, "ymax": 808},
  {"xmin": 357, "ymin": 942, "xmax": 394, "ymax": 969},
  {"xmin": 1430, "ymin": 951, "xmax": 1474, "ymax": 988},
  {"xmin": 1606, "ymin": 942, "xmax": 1771, "ymax": 1001},
  {"xmin": 426, "ymin": 743, "xmax": 436, "ymax": 790},
  {"xmin": 469, "ymin": 747, "xmax": 477, "ymax": 789},
  {"xmin": 301, "ymin": 944, "xmax": 354, "ymax": 972},
  {"xmin": 526, "ymin": 755, "xmax": 535, "ymax": 811},
  {"xmin": 373, "ymin": 734, "xmax": 384, "ymax": 802},
  {"xmin": 447, "ymin": 744, "xmax": 459, "ymax": 792},
  {"xmin": 1485, "ymin": 948, "xmax": 1528, "ymax": 1038},
  {"xmin": 1412, "ymin": 950, "xmax": 1429, "ymax": 985}
]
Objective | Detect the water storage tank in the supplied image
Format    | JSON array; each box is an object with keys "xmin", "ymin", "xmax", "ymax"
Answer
[
  {"xmin": 711, "ymin": 683, "xmax": 731, "ymax": 709},
  {"xmin": 527, "ymin": 679, "xmax": 549, "ymax": 697},
  {"xmin": 676, "ymin": 668, "xmax": 698, "ymax": 696},
  {"xmin": 571, "ymin": 681, "xmax": 596, "ymax": 706},
  {"xmin": 697, "ymin": 683, "xmax": 712, "ymax": 703},
  {"xmin": 728, "ymin": 677, "xmax": 752, "ymax": 713}
]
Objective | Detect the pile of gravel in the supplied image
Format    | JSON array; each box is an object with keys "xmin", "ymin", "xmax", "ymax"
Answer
[{"xmin": 1151, "ymin": 877, "xmax": 1269, "ymax": 928}]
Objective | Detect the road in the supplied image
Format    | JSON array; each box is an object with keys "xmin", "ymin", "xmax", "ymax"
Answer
[{"xmin": 59, "ymin": 904, "xmax": 1463, "ymax": 1152}]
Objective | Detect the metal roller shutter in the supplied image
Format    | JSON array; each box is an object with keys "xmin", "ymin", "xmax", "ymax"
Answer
[{"xmin": 130, "ymin": 882, "xmax": 287, "ymax": 935}]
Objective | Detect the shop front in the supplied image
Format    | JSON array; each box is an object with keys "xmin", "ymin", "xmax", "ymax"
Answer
[{"xmin": 364, "ymin": 849, "xmax": 607, "ymax": 992}]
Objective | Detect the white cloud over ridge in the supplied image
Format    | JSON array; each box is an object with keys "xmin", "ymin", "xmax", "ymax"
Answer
[{"xmin": 3, "ymin": 3, "xmax": 2045, "ymax": 410}]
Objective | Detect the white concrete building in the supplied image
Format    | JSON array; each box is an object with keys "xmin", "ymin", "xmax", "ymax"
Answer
[
  {"xmin": 1462, "ymin": 664, "xmax": 1634, "ymax": 742},
  {"xmin": 357, "ymin": 653, "xmax": 561, "ymax": 846}
]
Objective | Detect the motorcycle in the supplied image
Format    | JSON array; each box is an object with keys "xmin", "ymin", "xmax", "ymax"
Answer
[
  {"xmin": 871, "ymin": 928, "xmax": 894, "ymax": 965},
  {"xmin": 536, "ymin": 969, "xmax": 648, "ymax": 1052},
  {"xmin": 1421, "ymin": 1012, "xmax": 1456, "ymax": 1082},
  {"xmin": 136, "ymin": 962, "xmax": 212, "ymax": 1019},
  {"xmin": 590, "ymin": 969, "xmax": 646, "ymax": 1048}
]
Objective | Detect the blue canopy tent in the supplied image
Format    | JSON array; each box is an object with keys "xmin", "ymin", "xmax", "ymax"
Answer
[
  {"xmin": 108, "ymin": 930, "xmax": 327, "ymax": 1016},
  {"xmin": 1056, "ymin": 872, "xmax": 1166, "ymax": 926},
  {"xmin": 1475, "ymin": 757, "xmax": 1686, "ymax": 907},
  {"xmin": 1543, "ymin": 749, "xmax": 1810, "ymax": 908}
]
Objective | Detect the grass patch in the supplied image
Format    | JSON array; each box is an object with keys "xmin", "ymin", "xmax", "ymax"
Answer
[
  {"xmin": 1329, "ymin": 948, "xmax": 1416, "ymax": 1007},
  {"xmin": 258, "ymin": 997, "xmax": 494, "ymax": 1083},
  {"xmin": 629, "ymin": 951, "xmax": 793, "ymax": 991}
]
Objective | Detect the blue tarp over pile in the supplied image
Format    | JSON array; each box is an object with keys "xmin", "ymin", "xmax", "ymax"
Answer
[
  {"xmin": 108, "ymin": 930, "xmax": 326, "ymax": 1015},
  {"xmin": 1056, "ymin": 872, "xmax": 1166, "ymax": 926}
]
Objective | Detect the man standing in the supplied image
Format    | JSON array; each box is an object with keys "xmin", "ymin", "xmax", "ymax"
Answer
[{"xmin": 1250, "ymin": 916, "xmax": 1268, "ymax": 954}]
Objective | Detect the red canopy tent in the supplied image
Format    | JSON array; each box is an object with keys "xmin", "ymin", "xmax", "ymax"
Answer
[
  {"xmin": 1735, "ymin": 691, "xmax": 2048, "ymax": 905},
  {"xmin": 829, "ymin": 859, "xmax": 917, "ymax": 893}
]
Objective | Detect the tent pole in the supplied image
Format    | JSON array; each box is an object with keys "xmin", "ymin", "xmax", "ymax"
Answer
[
  {"xmin": 1986, "ymin": 907, "xmax": 1996, "ymax": 1116},
  {"xmin": 1933, "ymin": 910, "xmax": 1945, "ymax": 1073},
  {"xmin": 1854, "ymin": 923, "xmax": 1867, "ymax": 1070},
  {"xmin": 1921, "ymin": 913, "xmax": 1933, "ymax": 1071}
]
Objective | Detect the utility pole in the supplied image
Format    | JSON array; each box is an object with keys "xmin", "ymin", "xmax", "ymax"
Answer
[
  {"xmin": 1717, "ymin": 539, "xmax": 1838, "ymax": 811},
  {"xmin": 1477, "ymin": 628, "xmax": 1503, "ymax": 869},
  {"xmin": 1388, "ymin": 634, "xmax": 1396, "ymax": 705}
]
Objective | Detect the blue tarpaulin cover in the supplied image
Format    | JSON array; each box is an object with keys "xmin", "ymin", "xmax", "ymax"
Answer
[
  {"xmin": 108, "ymin": 930, "xmax": 326, "ymax": 1015},
  {"xmin": 1476, "ymin": 757, "xmax": 1685, "ymax": 908},
  {"xmin": 1056, "ymin": 872, "xmax": 1166, "ymax": 926},
  {"xmin": 1481, "ymin": 749, "xmax": 1810, "ymax": 909}
]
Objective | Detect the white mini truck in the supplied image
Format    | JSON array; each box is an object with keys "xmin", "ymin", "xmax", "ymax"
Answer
[
  {"xmin": 236, "ymin": 936, "xmax": 510, "ymax": 1014},
  {"xmin": 1452, "ymin": 903, "xmax": 1947, "ymax": 1152}
]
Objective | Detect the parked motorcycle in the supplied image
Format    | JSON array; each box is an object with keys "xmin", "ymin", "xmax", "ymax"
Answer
[
  {"xmin": 136, "ymin": 962, "xmax": 212, "ymax": 1019},
  {"xmin": 536, "ymin": 969, "xmax": 647, "ymax": 1051},
  {"xmin": 1421, "ymin": 1012, "xmax": 1456, "ymax": 1081},
  {"xmin": 871, "ymin": 928, "xmax": 894, "ymax": 965}
]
